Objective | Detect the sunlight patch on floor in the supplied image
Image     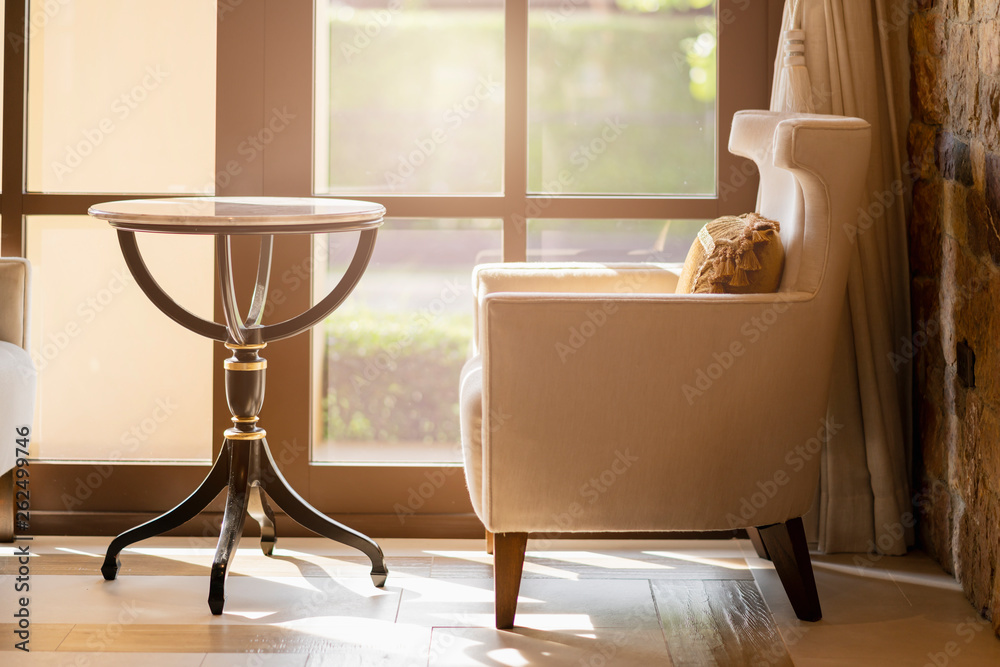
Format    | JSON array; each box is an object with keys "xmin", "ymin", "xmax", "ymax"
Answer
[{"xmin": 644, "ymin": 550, "xmax": 750, "ymax": 570}]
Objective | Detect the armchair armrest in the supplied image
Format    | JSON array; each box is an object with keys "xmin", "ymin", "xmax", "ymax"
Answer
[
  {"xmin": 0, "ymin": 258, "xmax": 30, "ymax": 351},
  {"xmin": 472, "ymin": 262, "xmax": 682, "ymax": 354},
  {"xmin": 477, "ymin": 289, "xmax": 837, "ymax": 532}
]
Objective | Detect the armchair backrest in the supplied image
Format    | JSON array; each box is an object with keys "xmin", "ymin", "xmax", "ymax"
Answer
[
  {"xmin": 0, "ymin": 258, "xmax": 31, "ymax": 351},
  {"xmin": 729, "ymin": 111, "xmax": 871, "ymax": 302}
]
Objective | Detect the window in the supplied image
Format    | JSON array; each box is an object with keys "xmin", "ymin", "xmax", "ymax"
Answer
[
  {"xmin": 310, "ymin": 0, "xmax": 768, "ymax": 465},
  {"xmin": 2, "ymin": 0, "xmax": 772, "ymax": 536}
]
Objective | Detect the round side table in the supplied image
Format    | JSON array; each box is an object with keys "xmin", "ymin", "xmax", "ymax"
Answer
[{"xmin": 88, "ymin": 196, "xmax": 388, "ymax": 615}]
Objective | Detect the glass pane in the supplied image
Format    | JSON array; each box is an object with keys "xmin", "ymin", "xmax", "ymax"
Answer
[
  {"xmin": 26, "ymin": 216, "xmax": 214, "ymax": 461},
  {"xmin": 315, "ymin": 0, "xmax": 504, "ymax": 195},
  {"xmin": 313, "ymin": 219, "xmax": 501, "ymax": 463},
  {"xmin": 528, "ymin": 218, "xmax": 708, "ymax": 262},
  {"xmin": 528, "ymin": 1, "xmax": 716, "ymax": 195},
  {"xmin": 26, "ymin": 0, "xmax": 216, "ymax": 193}
]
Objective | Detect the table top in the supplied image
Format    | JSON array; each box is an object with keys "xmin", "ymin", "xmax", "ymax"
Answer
[{"xmin": 88, "ymin": 196, "xmax": 385, "ymax": 234}]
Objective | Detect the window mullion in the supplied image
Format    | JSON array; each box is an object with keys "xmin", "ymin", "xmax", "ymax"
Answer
[
  {"xmin": 1, "ymin": 0, "xmax": 27, "ymax": 256},
  {"xmin": 502, "ymin": 0, "xmax": 529, "ymax": 262}
]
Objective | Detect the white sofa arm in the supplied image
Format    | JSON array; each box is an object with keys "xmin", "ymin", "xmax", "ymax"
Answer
[
  {"xmin": 0, "ymin": 343, "xmax": 35, "ymax": 476},
  {"xmin": 476, "ymin": 290, "xmax": 837, "ymax": 533},
  {"xmin": 0, "ymin": 258, "xmax": 30, "ymax": 351},
  {"xmin": 472, "ymin": 262, "xmax": 682, "ymax": 354},
  {"xmin": 1, "ymin": 259, "xmax": 34, "ymax": 478}
]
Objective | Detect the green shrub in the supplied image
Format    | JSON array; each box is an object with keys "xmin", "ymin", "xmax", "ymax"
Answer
[{"xmin": 322, "ymin": 307, "xmax": 470, "ymax": 444}]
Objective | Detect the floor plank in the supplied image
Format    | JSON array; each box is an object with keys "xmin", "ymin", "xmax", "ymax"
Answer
[
  {"xmin": 1, "ymin": 551, "xmax": 433, "ymax": 578},
  {"xmin": 653, "ymin": 579, "xmax": 792, "ymax": 667},
  {"xmin": 0, "ymin": 623, "xmax": 74, "ymax": 651}
]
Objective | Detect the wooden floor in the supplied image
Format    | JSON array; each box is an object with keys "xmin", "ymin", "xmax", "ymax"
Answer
[{"xmin": 2, "ymin": 536, "xmax": 999, "ymax": 665}]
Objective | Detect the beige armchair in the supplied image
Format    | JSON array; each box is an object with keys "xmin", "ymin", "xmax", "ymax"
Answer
[
  {"xmin": 459, "ymin": 111, "xmax": 872, "ymax": 628},
  {"xmin": 1, "ymin": 258, "xmax": 35, "ymax": 542}
]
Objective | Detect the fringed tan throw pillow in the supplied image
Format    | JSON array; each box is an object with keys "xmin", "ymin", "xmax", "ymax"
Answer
[{"xmin": 675, "ymin": 213, "xmax": 784, "ymax": 294}]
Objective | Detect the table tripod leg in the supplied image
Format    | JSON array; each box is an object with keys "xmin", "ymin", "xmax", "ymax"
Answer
[
  {"xmin": 102, "ymin": 442, "xmax": 230, "ymax": 581},
  {"xmin": 209, "ymin": 441, "xmax": 252, "ymax": 615},
  {"xmin": 248, "ymin": 482, "xmax": 277, "ymax": 556},
  {"xmin": 256, "ymin": 439, "xmax": 388, "ymax": 588}
]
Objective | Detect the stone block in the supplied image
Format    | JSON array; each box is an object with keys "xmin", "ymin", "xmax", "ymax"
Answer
[
  {"xmin": 937, "ymin": 132, "xmax": 975, "ymax": 185},
  {"xmin": 971, "ymin": 138, "xmax": 986, "ymax": 190},
  {"xmin": 965, "ymin": 186, "xmax": 1000, "ymax": 264},
  {"xmin": 939, "ymin": 235, "xmax": 964, "ymax": 367},
  {"xmin": 980, "ymin": 20, "xmax": 1000, "ymax": 75},
  {"xmin": 917, "ymin": 475, "xmax": 955, "ymax": 571},
  {"xmin": 912, "ymin": 10, "xmax": 947, "ymax": 55},
  {"xmin": 946, "ymin": 23, "xmax": 980, "ymax": 134},
  {"xmin": 943, "ymin": 180, "xmax": 970, "ymax": 244},
  {"xmin": 956, "ymin": 491, "xmax": 999, "ymax": 619},
  {"xmin": 985, "ymin": 151, "xmax": 1000, "ymax": 221},
  {"xmin": 918, "ymin": 389, "xmax": 947, "ymax": 479},
  {"xmin": 994, "ymin": 552, "xmax": 1000, "ymax": 635},
  {"xmin": 911, "ymin": 178, "xmax": 944, "ymax": 276},
  {"xmin": 977, "ymin": 0, "xmax": 1000, "ymax": 20},
  {"xmin": 953, "ymin": 0, "xmax": 974, "ymax": 22},
  {"xmin": 913, "ymin": 53, "xmax": 948, "ymax": 125},
  {"xmin": 980, "ymin": 77, "xmax": 1000, "ymax": 151},
  {"xmin": 909, "ymin": 121, "xmax": 939, "ymax": 180}
]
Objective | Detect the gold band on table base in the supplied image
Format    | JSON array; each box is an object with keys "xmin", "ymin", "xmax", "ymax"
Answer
[
  {"xmin": 231, "ymin": 416, "xmax": 259, "ymax": 424},
  {"xmin": 224, "ymin": 342, "xmax": 267, "ymax": 351},
  {"xmin": 225, "ymin": 428, "xmax": 266, "ymax": 441},
  {"xmin": 224, "ymin": 359, "xmax": 267, "ymax": 371}
]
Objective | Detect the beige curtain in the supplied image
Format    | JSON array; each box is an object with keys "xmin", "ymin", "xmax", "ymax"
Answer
[{"xmin": 772, "ymin": 0, "xmax": 913, "ymax": 554}]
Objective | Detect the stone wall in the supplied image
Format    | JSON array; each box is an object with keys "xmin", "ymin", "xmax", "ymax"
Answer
[{"xmin": 910, "ymin": 0, "xmax": 1000, "ymax": 635}]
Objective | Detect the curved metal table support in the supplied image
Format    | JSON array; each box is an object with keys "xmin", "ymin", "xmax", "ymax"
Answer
[{"xmin": 103, "ymin": 219, "xmax": 386, "ymax": 615}]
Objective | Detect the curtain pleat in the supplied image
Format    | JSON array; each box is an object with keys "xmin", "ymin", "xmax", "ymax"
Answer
[{"xmin": 770, "ymin": 0, "xmax": 913, "ymax": 554}]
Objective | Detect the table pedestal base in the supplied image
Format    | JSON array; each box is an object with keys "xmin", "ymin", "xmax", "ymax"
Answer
[{"xmin": 101, "ymin": 437, "xmax": 388, "ymax": 615}]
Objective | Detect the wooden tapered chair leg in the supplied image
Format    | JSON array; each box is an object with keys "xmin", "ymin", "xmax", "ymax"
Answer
[
  {"xmin": 493, "ymin": 532, "xmax": 528, "ymax": 629},
  {"xmin": 746, "ymin": 527, "xmax": 771, "ymax": 560},
  {"xmin": 756, "ymin": 517, "xmax": 822, "ymax": 622},
  {"xmin": 485, "ymin": 529, "xmax": 494, "ymax": 555},
  {"xmin": 1, "ymin": 470, "xmax": 13, "ymax": 543}
]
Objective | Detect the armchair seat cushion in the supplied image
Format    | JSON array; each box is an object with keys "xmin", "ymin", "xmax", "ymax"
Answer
[{"xmin": 0, "ymin": 341, "xmax": 36, "ymax": 475}]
